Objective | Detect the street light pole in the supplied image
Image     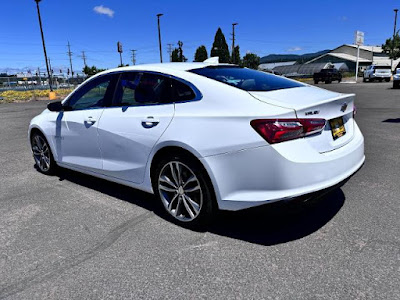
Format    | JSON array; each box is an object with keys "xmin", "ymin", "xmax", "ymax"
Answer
[
  {"xmin": 157, "ymin": 13, "xmax": 163, "ymax": 63},
  {"xmin": 34, "ymin": 0, "xmax": 52, "ymax": 91},
  {"xmin": 232, "ymin": 23, "xmax": 238, "ymax": 64},
  {"xmin": 392, "ymin": 9, "xmax": 398, "ymax": 72}
]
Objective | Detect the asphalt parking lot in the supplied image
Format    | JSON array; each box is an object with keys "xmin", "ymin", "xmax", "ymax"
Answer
[{"xmin": 0, "ymin": 82, "xmax": 399, "ymax": 299}]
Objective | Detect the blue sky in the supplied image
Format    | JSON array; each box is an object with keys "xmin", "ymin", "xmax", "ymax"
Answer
[{"xmin": 0, "ymin": 0, "xmax": 399, "ymax": 74}]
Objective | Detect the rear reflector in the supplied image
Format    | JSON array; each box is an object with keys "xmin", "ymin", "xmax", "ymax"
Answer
[{"xmin": 251, "ymin": 118, "xmax": 326, "ymax": 144}]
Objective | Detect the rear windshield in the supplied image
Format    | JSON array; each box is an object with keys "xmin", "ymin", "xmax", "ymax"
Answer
[{"xmin": 189, "ymin": 66, "xmax": 304, "ymax": 92}]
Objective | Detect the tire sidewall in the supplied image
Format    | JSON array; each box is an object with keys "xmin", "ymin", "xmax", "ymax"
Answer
[
  {"xmin": 153, "ymin": 154, "xmax": 215, "ymax": 228},
  {"xmin": 31, "ymin": 132, "xmax": 56, "ymax": 175}
]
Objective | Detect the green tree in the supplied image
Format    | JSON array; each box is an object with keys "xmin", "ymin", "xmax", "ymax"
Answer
[
  {"xmin": 82, "ymin": 65, "xmax": 106, "ymax": 77},
  {"xmin": 210, "ymin": 28, "xmax": 230, "ymax": 63},
  {"xmin": 171, "ymin": 42, "xmax": 187, "ymax": 62},
  {"xmin": 382, "ymin": 32, "xmax": 400, "ymax": 61},
  {"xmin": 171, "ymin": 48, "xmax": 180, "ymax": 62},
  {"xmin": 232, "ymin": 45, "xmax": 241, "ymax": 65},
  {"xmin": 194, "ymin": 45, "xmax": 208, "ymax": 62},
  {"xmin": 242, "ymin": 53, "xmax": 260, "ymax": 69}
]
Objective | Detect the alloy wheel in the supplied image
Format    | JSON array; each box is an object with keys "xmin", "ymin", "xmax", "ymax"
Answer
[
  {"xmin": 32, "ymin": 135, "xmax": 51, "ymax": 172},
  {"xmin": 158, "ymin": 161, "xmax": 203, "ymax": 222}
]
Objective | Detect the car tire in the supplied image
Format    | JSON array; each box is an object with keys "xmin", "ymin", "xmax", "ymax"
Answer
[
  {"xmin": 325, "ymin": 80, "xmax": 331, "ymax": 84},
  {"xmin": 378, "ymin": 78, "xmax": 383, "ymax": 82},
  {"xmin": 314, "ymin": 80, "xmax": 318, "ymax": 84},
  {"xmin": 338, "ymin": 78, "xmax": 342, "ymax": 83},
  {"xmin": 363, "ymin": 77, "xmax": 367, "ymax": 82},
  {"xmin": 394, "ymin": 82, "xmax": 400, "ymax": 89},
  {"xmin": 153, "ymin": 154, "xmax": 216, "ymax": 228},
  {"xmin": 385, "ymin": 78, "xmax": 390, "ymax": 82},
  {"xmin": 30, "ymin": 131, "xmax": 56, "ymax": 175}
]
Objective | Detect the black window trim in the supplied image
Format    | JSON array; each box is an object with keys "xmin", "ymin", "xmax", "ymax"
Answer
[
  {"xmin": 112, "ymin": 70, "xmax": 202, "ymax": 106},
  {"xmin": 62, "ymin": 70, "xmax": 203, "ymax": 111}
]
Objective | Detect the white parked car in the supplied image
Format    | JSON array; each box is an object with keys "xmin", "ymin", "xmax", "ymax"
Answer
[
  {"xmin": 29, "ymin": 62, "xmax": 365, "ymax": 226},
  {"xmin": 393, "ymin": 68, "xmax": 400, "ymax": 89},
  {"xmin": 363, "ymin": 65, "xmax": 392, "ymax": 82}
]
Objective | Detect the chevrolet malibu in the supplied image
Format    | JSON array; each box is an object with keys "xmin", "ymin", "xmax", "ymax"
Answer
[{"xmin": 29, "ymin": 62, "xmax": 365, "ymax": 226}]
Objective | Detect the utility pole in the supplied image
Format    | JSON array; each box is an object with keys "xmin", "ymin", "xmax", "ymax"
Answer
[
  {"xmin": 392, "ymin": 9, "xmax": 398, "ymax": 72},
  {"xmin": 81, "ymin": 51, "xmax": 87, "ymax": 67},
  {"xmin": 67, "ymin": 41, "xmax": 74, "ymax": 78},
  {"xmin": 231, "ymin": 23, "xmax": 238, "ymax": 64},
  {"xmin": 48, "ymin": 57, "xmax": 53, "ymax": 86},
  {"xmin": 167, "ymin": 43, "xmax": 174, "ymax": 62},
  {"xmin": 34, "ymin": 0, "xmax": 52, "ymax": 91},
  {"xmin": 157, "ymin": 13, "xmax": 163, "ymax": 63},
  {"xmin": 37, "ymin": 67, "xmax": 42, "ymax": 85},
  {"xmin": 130, "ymin": 49, "xmax": 137, "ymax": 65}
]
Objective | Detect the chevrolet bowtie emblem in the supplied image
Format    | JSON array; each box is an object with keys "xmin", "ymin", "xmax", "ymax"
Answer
[{"xmin": 341, "ymin": 103, "xmax": 348, "ymax": 112}]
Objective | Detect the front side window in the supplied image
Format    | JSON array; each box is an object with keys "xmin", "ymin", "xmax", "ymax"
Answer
[
  {"xmin": 67, "ymin": 75, "xmax": 113, "ymax": 110},
  {"xmin": 190, "ymin": 66, "xmax": 304, "ymax": 92}
]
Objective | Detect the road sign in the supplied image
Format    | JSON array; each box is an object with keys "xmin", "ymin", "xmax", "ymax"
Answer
[{"xmin": 355, "ymin": 31, "xmax": 364, "ymax": 46}]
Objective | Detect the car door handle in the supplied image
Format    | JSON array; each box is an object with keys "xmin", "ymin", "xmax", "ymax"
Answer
[
  {"xmin": 84, "ymin": 116, "xmax": 96, "ymax": 125},
  {"xmin": 141, "ymin": 116, "xmax": 159, "ymax": 128}
]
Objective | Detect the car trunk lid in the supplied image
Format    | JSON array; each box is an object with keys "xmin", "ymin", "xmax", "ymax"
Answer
[{"xmin": 249, "ymin": 86, "xmax": 355, "ymax": 153}]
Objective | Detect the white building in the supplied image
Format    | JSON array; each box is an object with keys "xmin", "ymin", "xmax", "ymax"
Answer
[{"xmin": 306, "ymin": 44, "xmax": 400, "ymax": 72}]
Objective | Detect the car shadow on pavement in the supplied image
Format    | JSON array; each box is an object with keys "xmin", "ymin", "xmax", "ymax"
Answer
[
  {"xmin": 54, "ymin": 167, "xmax": 345, "ymax": 246},
  {"xmin": 382, "ymin": 118, "xmax": 400, "ymax": 123},
  {"xmin": 209, "ymin": 189, "xmax": 345, "ymax": 246}
]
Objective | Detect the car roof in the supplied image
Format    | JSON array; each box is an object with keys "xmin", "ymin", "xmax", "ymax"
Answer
[
  {"xmin": 107, "ymin": 62, "xmax": 234, "ymax": 72},
  {"xmin": 95, "ymin": 62, "xmax": 235, "ymax": 78}
]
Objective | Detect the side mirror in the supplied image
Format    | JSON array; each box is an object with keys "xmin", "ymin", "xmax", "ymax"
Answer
[{"xmin": 47, "ymin": 101, "xmax": 63, "ymax": 112}]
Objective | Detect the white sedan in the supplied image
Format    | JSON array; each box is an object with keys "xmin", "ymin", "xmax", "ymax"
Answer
[{"xmin": 29, "ymin": 62, "xmax": 365, "ymax": 226}]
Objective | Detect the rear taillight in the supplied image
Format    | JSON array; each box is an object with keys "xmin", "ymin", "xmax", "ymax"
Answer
[{"xmin": 251, "ymin": 118, "xmax": 326, "ymax": 144}]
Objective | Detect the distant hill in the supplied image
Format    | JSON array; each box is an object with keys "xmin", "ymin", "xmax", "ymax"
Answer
[{"xmin": 260, "ymin": 50, "xmax": 331, "ymax": 64}]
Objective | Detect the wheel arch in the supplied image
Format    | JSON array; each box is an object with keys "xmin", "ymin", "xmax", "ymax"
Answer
[{"xmin": 148, "ymin": 143, "xmax": 220, "ymax": 208}]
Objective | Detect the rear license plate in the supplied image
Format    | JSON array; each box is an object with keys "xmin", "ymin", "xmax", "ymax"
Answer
[{"xmin": 329, "ymin": 117, "xmax": 346, "ymax": 140}]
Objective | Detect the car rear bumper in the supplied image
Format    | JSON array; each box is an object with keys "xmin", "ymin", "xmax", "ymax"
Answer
[
  {"xmin": 202, "ymin": 122, "xmax": 364, "ymax": 211},
  {"xmin": 371, "ymin": 74, "xmax": 391, "ymax": 79}
]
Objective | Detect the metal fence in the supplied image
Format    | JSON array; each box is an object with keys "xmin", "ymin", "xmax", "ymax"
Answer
[{"xmin": 0, "ymin": 76, "xmax": 86, "ymax": 91}]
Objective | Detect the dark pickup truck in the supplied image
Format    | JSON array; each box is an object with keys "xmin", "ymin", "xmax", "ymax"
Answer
[{"xmin": 313, "ymin": 68, "xmax": 342, "ymax": 84}]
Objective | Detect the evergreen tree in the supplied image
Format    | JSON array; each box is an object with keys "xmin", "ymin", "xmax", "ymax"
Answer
[
  {"xmin": 171, "ymin": 43, "xmax": 187, "ymax": 62},
  {"xmin": 242, "ymin": 53, "xmax": 260, "ymax": 70},
  {"xmin": 171, "ymin": 48, "xmax": 180, "ymax": 62},
  {"xmin": 232, "ymin": 45, "xmax": 241, "ymax": 65},
  {"xmin": 194, "ymin": 45, "xmax": 208, "ymax": 62},
  {"xmin": 210, "ymin": 28, "xmax": 230, "ymax": 63}
]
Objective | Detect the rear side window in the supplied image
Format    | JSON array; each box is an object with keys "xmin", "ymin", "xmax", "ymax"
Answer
[
  {"xmin": 189, "ymin": 66, "xmax": 304, "ymax": 92},
  {"xmin": 113, "ymin": 72, "xmax": 172, "ymax": 106},
  {"xmin": 171, "ymin": 79, "xmax": 195, "ymax": 101}
]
